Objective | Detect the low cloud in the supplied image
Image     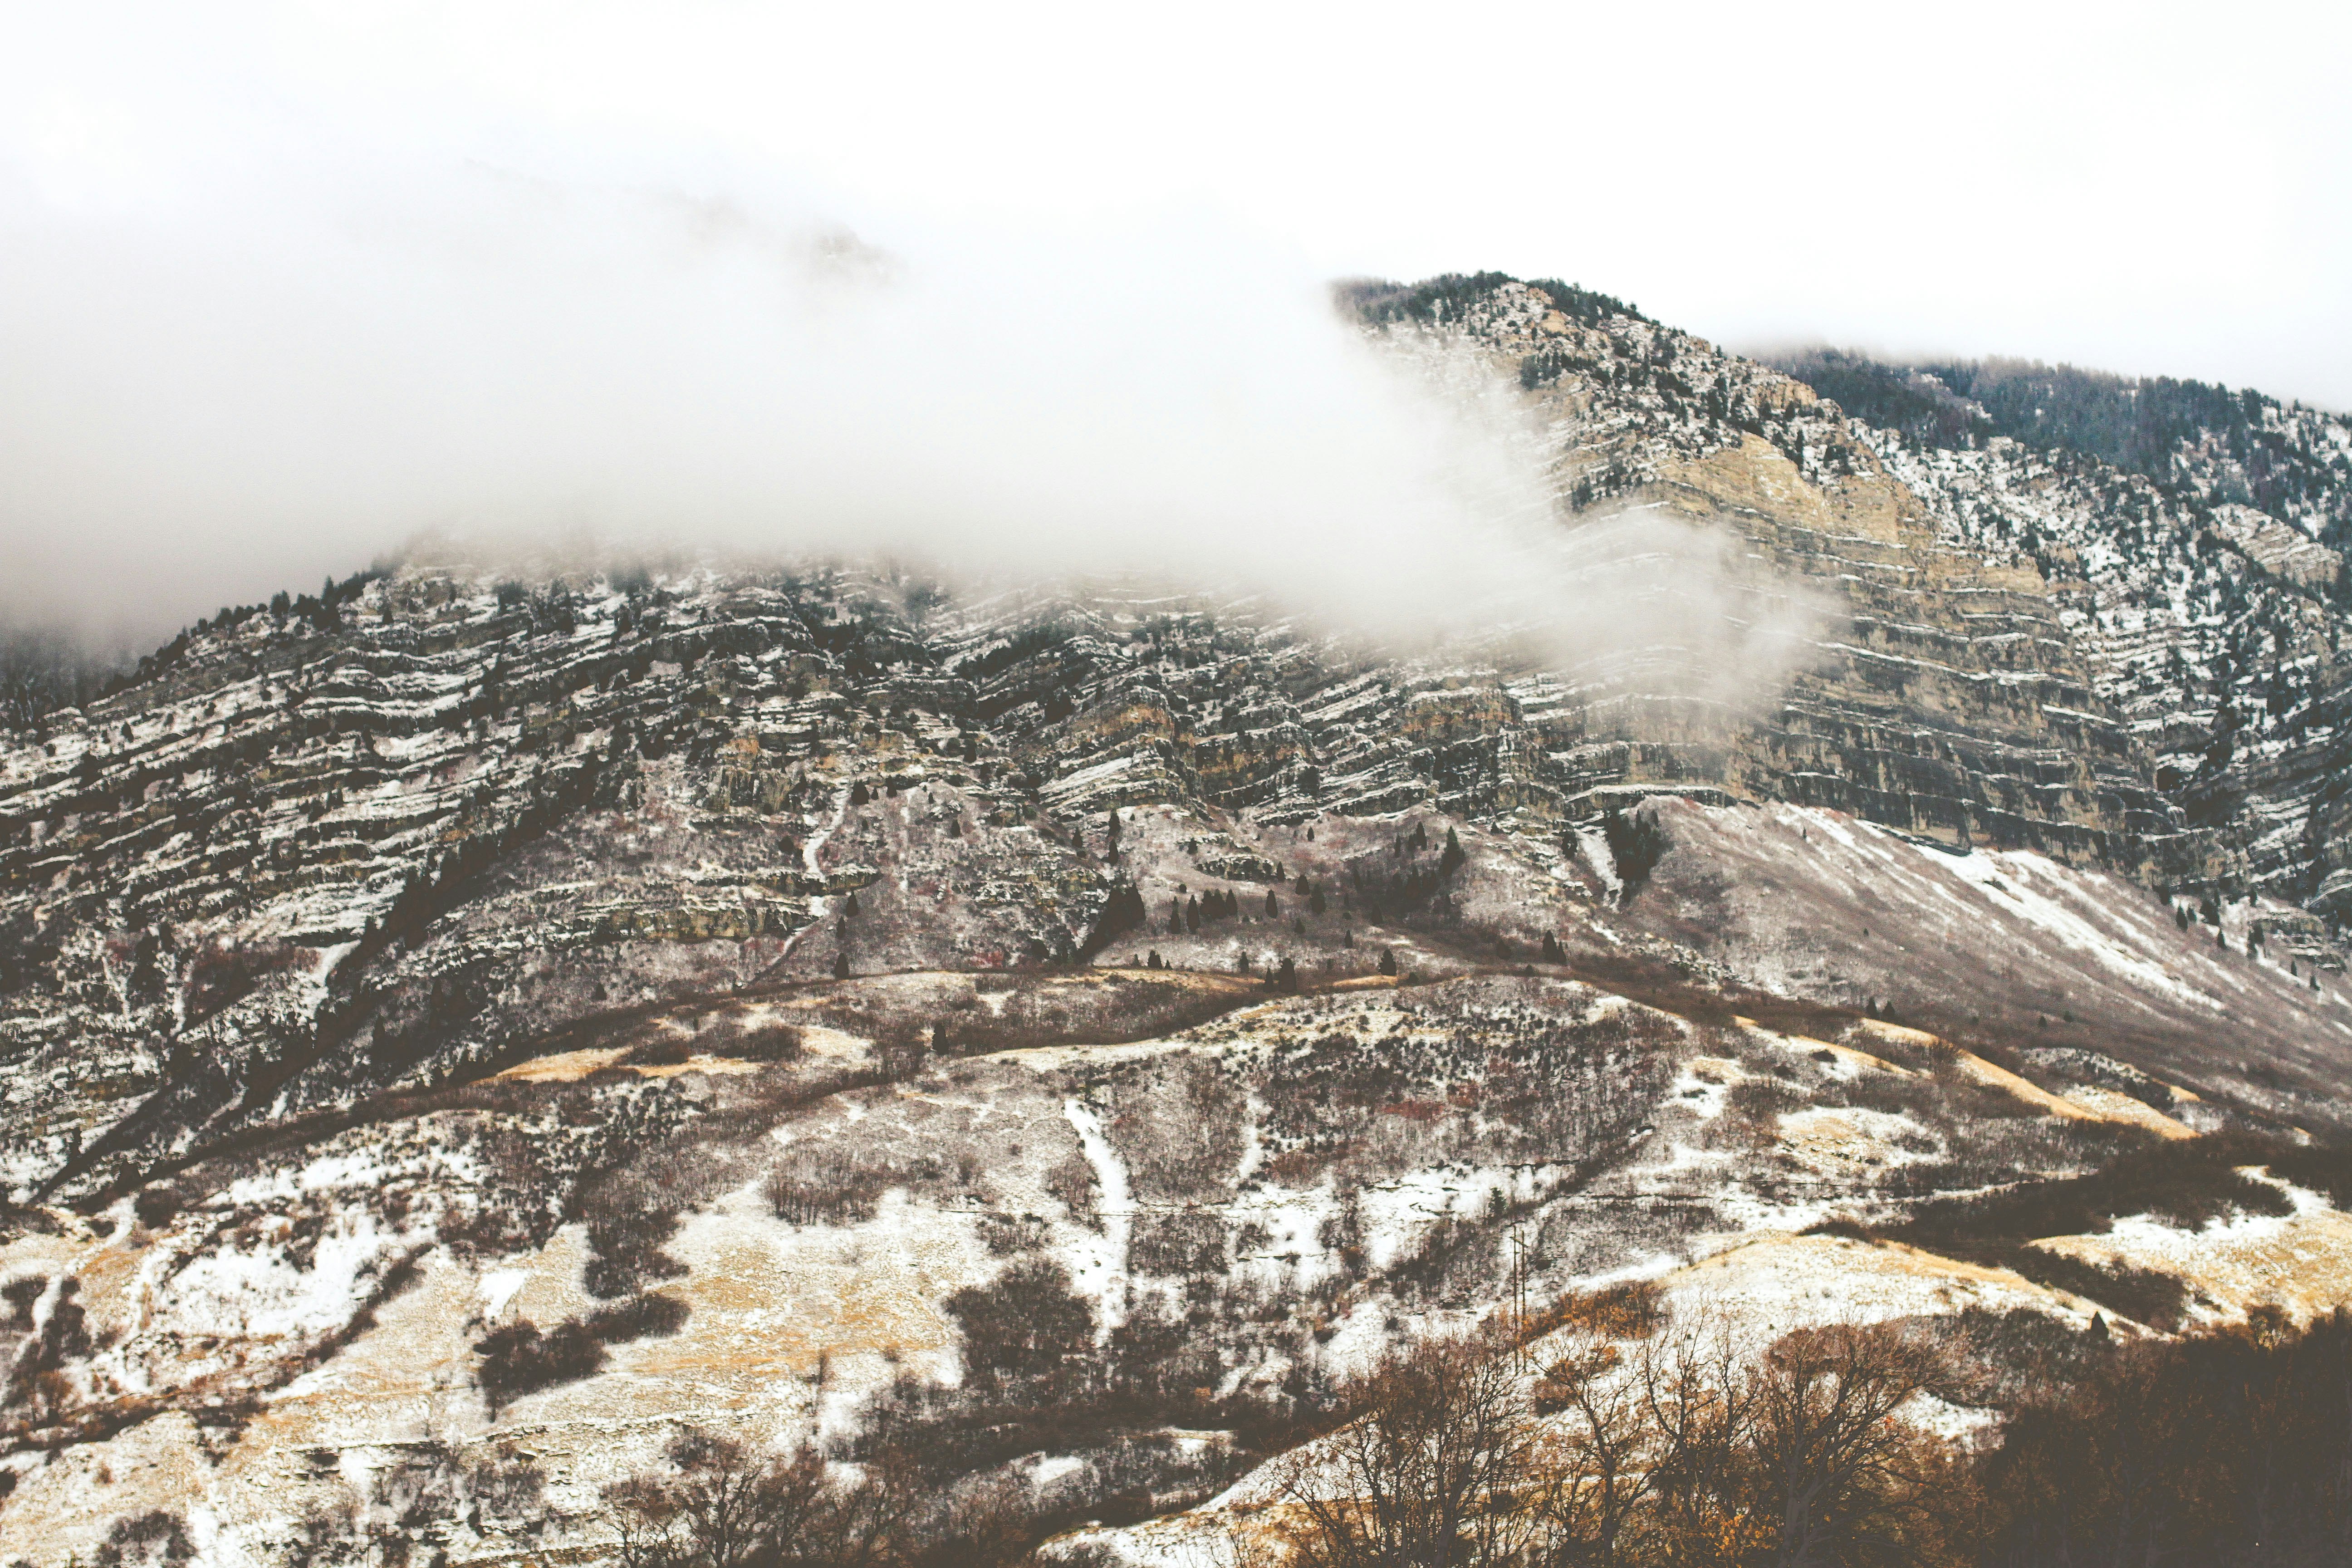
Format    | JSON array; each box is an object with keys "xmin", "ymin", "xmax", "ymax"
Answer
[{"xmin": 0, "ymin": 156, "xmax": 1822, "ymax": 716}]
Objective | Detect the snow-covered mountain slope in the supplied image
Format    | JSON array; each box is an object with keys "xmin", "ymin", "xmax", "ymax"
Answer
[
  {"xmin": 4, "ymin": 273, "xmax": 2352, "ymax": 1563},
  {"xmin": 13, "ymin": 959, "xmax": 2343, "ymax": 1565},
  {"xmin": 1613, "ymin": 797, "xmax": 2352, "ymax": 1123},
  {"xmin": 1355, "ymin": 275, "xmax": 2352, "ymax": 918}
]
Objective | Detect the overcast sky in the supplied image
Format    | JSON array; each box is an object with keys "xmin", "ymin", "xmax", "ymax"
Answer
[{"xmin": 5, "ymin": 2, "xmax": 2348, "ymax": 649}]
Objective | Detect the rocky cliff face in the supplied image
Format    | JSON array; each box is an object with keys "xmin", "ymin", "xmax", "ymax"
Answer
[
  {"xmin": 1352, "ymin": 277, "xmax": 2313, "ymax": 890},
  {"xmin": 1757, "ymin": 339, "xmax": 2352, "ymax": 915}
]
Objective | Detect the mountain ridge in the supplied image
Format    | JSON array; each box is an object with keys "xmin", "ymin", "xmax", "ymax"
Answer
[{"xmin": 3, "ymin": 272, "xmax": 2352, "ymax": 1565}]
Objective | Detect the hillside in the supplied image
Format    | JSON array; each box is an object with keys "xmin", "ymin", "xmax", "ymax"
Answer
[{"xmin": 2, "ymin": 276, "xmax": 2351, "ymax": 1565}]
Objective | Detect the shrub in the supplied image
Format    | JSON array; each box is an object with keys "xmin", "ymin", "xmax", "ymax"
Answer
[
  {"xmin": 1898, "ymin": 1135, "xmax": 2293, "ymax": 1243},
  {"xmin": 621, "ymin": 1035, "xmax": 695, "ymax": 1067},
  {"xmin": 943, "ymin": 1260, "xmax": 1096, "ymax": 1390},
  {"xmin": 1045, "ymin": 1150, "xmax": 1099, "ymax": 1225},
  {"xmin": 1725, "ymin": 1078, "xmax": 1811, "ymax": 1119},
  {"xmin": 1129, "ymin": 1210, "xmax": 1229, "ymax": 1276},
  {"xmin": 583, "ymin": 1292, "xmax": 690, "ymax": 1344},
  {"xmin": 475, "ymin": 1317, "xmax": 605, "ymax": 1412},
  {"xmin": 577, "ymin": 1171, "xmax": 688, "ymax": 1298},
  {"xmin": 764, "ymin": 1143, "xmax": 933, "ymax": 1226},
  {"xmin": 132, "ymin": 1185, "xmax": 183, "ymax": 1228},
  {"xmin": 91, "ymin": 1509, "xmax": 192, "ymax": 1568}
]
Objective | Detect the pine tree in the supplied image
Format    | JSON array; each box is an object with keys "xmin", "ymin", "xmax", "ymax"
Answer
[
  {"xmin": 1378, "ymin": 948, "xmax": 1396, "ymax": 976},
  {"xmin": 1275, "ymin": 956, "xmax": 1298, "ymax": 991},
  {"xmin": 1541, "ymin": 931, "xmax": 1565, "ymax": 964},
  {"xmin": 849, "ymin": 780, "xmax": 870, "ymax": 806},
  {"xmin": 843, "ymin": 892, "xmax": 860, "ymax": 917},
  {"xmin": 1439, "ymin": 827, "xmax": 1466, "ymax": 878},
  {"xmin": 1264, "ymin": 889, "xmax": 1280, "ymax": 917},
  {"xmin": 833, "ymin": 950, "xmax": 851, "ymax": 980},
  {"xmin": 1079, "ymin": 881, "xmax": 1149, "ymax": 960}
]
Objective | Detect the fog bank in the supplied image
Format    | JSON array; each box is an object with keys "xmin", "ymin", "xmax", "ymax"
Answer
[
  {"xmin": 6, "ymin": 167, "xmax": 1509, "ymax": 624},
  {"xmin": 0, "ymin": 152, "xmax": 1822, "ymax": 718}
]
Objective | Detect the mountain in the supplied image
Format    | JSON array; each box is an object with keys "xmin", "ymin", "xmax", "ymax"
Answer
[{"xmin": 1, "ymin": 275, "xmax": 2349, "ymax": 1565}]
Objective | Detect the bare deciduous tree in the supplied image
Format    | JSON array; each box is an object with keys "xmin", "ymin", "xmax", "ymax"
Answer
[
  {"xmin": 1273, "ymin": 1328, "xmax": 1538, "ymax": 1568},
  {"xmin": 1751, "ymin": 1322, "xmax": 1947, "ymax": 1567},
  {"xmin": 1254, "ymin": 1305, "xmax": 1955, "ymax": 1568},
  {"xmin": 605, "ymin": 1429, "xmax": 921, "ymax": 1568}
]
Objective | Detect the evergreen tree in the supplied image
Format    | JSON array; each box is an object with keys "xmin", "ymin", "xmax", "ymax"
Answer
[
  {"xmin": 1541, "ymin": 931, "xmax": 1565, "ymax": 964},
  {"xmin": 1439, "ymin": 827, "xmax": 1466, "ymax": 878},
  {"xmin": 1078, "ymin": 880, "xmax": 1148, "ymax": 960},
  {"xmin": 1379, "ymin": 948, "xmax": 1396, "ymax": 976},
  {"xmin": 1264, "ymin": 888, "xmax": 1280, "ymax": 917},
  {"xmin": 1275, "ymin": 956, "xmax": 1298, "ymax": 991},
  {"xmin": 833, "ymin": 950, "xmax": 851, "ymax": 980}
]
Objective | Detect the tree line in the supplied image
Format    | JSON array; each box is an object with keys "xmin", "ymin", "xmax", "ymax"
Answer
[
  {"xmin": 581, "ymin": 1285, "xmax": 2352, "ymax": 1567},
  {"xmin": 1230, "ymin": 1290, "xmax": 2352, "ymax": 1568}
]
